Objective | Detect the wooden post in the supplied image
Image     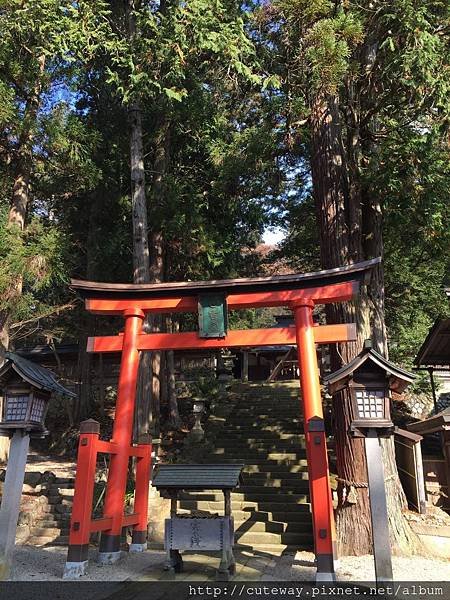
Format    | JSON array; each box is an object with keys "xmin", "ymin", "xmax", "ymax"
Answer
[
  {"xmin": 98, "ymin": 308, "xmax": 144, "ymax": 564},
  {"xmin": 64, "ymin": 419, "xmax": 100, "ymax": 578},
  {"xmin": 293, "ymin": 302, "xmax": 337, "ymax": 582},
  {"xmin": 130, "ymin": 436, "xmax": 152, "ymax": 552},
  {"xmin": 0, "ymin": 430, "xmax": 30, "ymax": 581},
  {"xmin": 224, "ymin": 490, "xmax": 231, "ymax": 517}
]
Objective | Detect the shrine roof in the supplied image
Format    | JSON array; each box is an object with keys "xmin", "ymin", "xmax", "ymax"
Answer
[
  {"xmin": 152, "ymin": 464, "xmax": 244, "ymax": 491},
  {"xmin": 414, "ymin": 318, "xmax": 450, "ymax": 368},
  {"xmin": 71, "ymin": 258, "xmax": 380, "ymax": 300}
]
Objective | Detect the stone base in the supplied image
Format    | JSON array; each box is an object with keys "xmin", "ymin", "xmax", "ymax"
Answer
[
  {"xmin": 63, "ymin": 560, "xmax": 88, "ymax": 579},
  {"xmin": 315, "ymin": 571, "xmax": 336, "ymax": 582},
  {"xmin": 97, "ymin": 550, "xmax": 122, "ymax": 565},
  {"xmin": 129, "ymin": 543, "xmax": 147, "ymax": 553}
]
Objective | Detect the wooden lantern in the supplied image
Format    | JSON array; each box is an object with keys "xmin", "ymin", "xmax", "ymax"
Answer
[
  {"xmin": 0, "ymin": 352, "xmax": 75, "ymax": 436},
  {"xmin": 325, "ymin": 340, "xmax": 415, "ymax": 438}
]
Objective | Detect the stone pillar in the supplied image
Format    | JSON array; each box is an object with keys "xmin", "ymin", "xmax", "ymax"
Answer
[
  {"xmin": 242, "ymin": 351, "xmax": 249, "ymax": 382},
  {"xmin": 0, "ymin": 430, "xmax": 30, "ymax": 580}
]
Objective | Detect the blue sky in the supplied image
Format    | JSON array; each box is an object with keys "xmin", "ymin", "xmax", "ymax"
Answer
[{"xmin": 263, "ymin": 226, "xmax": 285, "ymax": 246}]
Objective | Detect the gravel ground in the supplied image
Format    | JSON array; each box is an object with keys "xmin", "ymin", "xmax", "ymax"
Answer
[
  {"xmin": 9, "ymin": 545, "xmax": 166, "ymax": 581},
  {"xmin": 263, "ymin": 550, "xmax": 450, "ymax": 581},
  {"xmin": 9, "ymin": 545, "xmax": 450, "ymax": 582}
]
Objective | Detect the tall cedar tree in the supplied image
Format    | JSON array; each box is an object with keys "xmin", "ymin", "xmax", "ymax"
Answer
[{"xmin": 259, "ymin": 0, "xmax": 450, "ymax": 554}]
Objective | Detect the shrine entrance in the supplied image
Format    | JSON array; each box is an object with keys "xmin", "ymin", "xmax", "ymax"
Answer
[{"xmin": 64, "ymin": 258, "xmax": 379, "ymax": 581}]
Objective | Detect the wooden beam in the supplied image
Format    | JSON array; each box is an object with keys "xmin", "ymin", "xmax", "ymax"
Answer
[
  {"xmin": 267, "ymin": 347, "xmax": 296, "ymax": 382},
  {"xmin": 87, "ymin": 323, "xmax": 356, "ymax": 353},
  {"xmin": 85, "ymin": 281, "xmax": 358, "ymax": 315}
]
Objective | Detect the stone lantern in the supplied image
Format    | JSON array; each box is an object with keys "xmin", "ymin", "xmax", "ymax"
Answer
[{"xmin": 191, "ymin": 396, "xmax": 206, "ymax": 440}]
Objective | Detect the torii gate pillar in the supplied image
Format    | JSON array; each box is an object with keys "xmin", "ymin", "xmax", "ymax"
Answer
[{"xmin": 294, "ymin": 302, "xmax": 337, "ymax": 580}]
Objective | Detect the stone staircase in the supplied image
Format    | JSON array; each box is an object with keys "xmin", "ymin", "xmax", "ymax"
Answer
[
  {"xmin": 26, "ymin": 477, "xmax": 73, "ymax": 546},
  {"xmin": 178, "ymin": 382, "xmax": 314, "ymax": 552}
]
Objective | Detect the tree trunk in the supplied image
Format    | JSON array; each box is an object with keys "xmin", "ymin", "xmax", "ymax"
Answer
[
  {"xmin": 0, "ymin": 53, "xmax": 45, "ymax": 461},
  {"xmin": 310, "ymin": 93, "xmax": 418, "ymax": 555},
  {"xmin": 129, "ymin": 98, "xmax": 153, "ymax": 439},
  {"xmin": 0, "ymin": 54, "xmax": 46, "ymax": 352},
  {"xmin": 166, "ymin": 316, "xmax": 181, "ymax": 429},
  {"xmin": 127, "ymin": 1, "xmax": 154, "ymax": 440},
  {"xmin": 148, "ymin": 108, "xmax": 170, "ymax": 435}
]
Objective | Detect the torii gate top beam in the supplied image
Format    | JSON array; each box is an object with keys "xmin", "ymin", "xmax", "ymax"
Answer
[{"xmin": 71, "ymin": 258, "xmax": 380, "ymax": 315}]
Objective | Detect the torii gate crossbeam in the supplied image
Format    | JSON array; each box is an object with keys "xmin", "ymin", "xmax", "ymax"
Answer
[{"xmin": 63, "ymin": 258, "xmax": 380, "ymax": 581}]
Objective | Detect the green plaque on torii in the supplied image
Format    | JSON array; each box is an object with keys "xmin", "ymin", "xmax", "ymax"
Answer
[{"xmin": 198, "ymin": 293, "xmax": 228, "ymax": 338}]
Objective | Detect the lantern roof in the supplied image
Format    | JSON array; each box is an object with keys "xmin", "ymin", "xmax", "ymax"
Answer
[
  {"xmin": 324, "ymin": 343, "xmax": 415, "ymax": 395},
  {"xmin": 0, "ymin": 352, "xmax": 76, "ymax": 398}
]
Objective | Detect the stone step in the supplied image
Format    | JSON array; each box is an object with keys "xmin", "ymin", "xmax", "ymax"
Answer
[
  {"xmin": 213, "ymin": 441, "xmax": 307, "ymax": 451},
  {"xmin": 242, "ymin": 462, "xmax": 308, "ymax": 473},
  {"xmin": 233, "ymin": 404, "xmax": 299, "ymax": 409},
  {"xmin": 217, "ymin": 433, "xmax": 304, "ymax": 441},
  {"xmin": 237, "ymin": 410, "xmax": 299, "ymax": 415},
  {"xmin": 49, "ymin": 483, "xmax": 74, "ymax": 490},
  {"xmin": 45, "ymin": 492, "xmax": 74, "ymax": 504},
  {"xmin": 211, "ymin": 451, "xmax": 307, "ymax": 460},
  {"xmin": 26, "ymin": 536, "xmax": 60, "ymax": 546},
  {"xmin": 238, "ymin": 398, "xmax": 299, "ymax": 403},
  {"xmin": 50, "ymin": 537, "xmax": 69, "ymax": 545},
  {"xmin": 233, "ymin": 520, "xmax": 312, "ymax": 534},
  {"xmin": 231, "ymin": 406, "xmax": 299, "ymax": 411},
  {"xmin": 29, "ymin": 527, "xmax": 64, "ymax": 537},
  {"xmin": 225, "ymin": 419, "xmax": 302, "ymax": 427},
  {"xmin": 236, "ymin": 543, "xmax": 304, "ymax": 553},
  {"xmin": 237, "ymin": 484, "xmax": 310, "ymax": 494},
  {"xmin": 222, "ymin": 426, "xmax": 303, "ymax": 434},
  {"xmin": 38, "ymin": 518, "xmax": 70, "ymax": 528},
  {"xmin": 209, "ymin": 459, "xmax": 308, "ymax": 468},
  {"xmin": 177, "ymin": 483, "xmax": 310, "ymax": 496},
  {"xmin": 43, "ymin": 504, "xmax": 72, "ymax": 514},
  {"xmin": 210, "ymin": 462, "xmax": 308, "ymax": 473},
  {"xmin": 241, "ymin": 472, "xmax": 309, "ymax": 483},
  {"xmin": 177, "ymin": 499, "xmax": 309, "ymax": 512},
  {"xmin": 46, "ymin": 496, "xmax": 73, "ymax": 505},
  {"xmin": 179, "ymin": 492, "xmax": 309, "ymax": 504},
  {"xmin": 231, "ymin": 508, "xmax": 312, "ymax": 522},
  {"xmin": 57, "ymin": 488, "xmax": 75, "ymax": 497},
  {"xmin": 234, "ymin": 531, "xmax": 311, "ymax": 547},
  {"xmin": 176, "ymin": 507, "xmax": 312, "ymax": 522}
]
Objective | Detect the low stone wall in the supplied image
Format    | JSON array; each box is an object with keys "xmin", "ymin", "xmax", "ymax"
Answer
[
  {"xmin": 0, "ymin": 470, "xmax": 55, "ymax": 544},
  {"xmin": 410, "ymin": 523, "xmax": 450, "ymax": 559}
]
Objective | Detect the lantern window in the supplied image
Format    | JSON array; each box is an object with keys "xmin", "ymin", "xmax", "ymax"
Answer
[
  {"xmin": 31, "ymin": 397, "xmax": 46, "ymax": 422},
  {"xmin": 355, "ymin": 389, "xmax": 385, "ymax": 419},
  {"xmin": 5, "ymin": 395, "xmax": 29, "ymax": 421}
]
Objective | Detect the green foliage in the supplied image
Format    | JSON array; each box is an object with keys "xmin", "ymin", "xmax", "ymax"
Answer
[
  {"xmin": 0, "ymin": 207, "xmax": 71, "ymax": 321},
  {"xmin": 106, "ymin": 0, "xmax": 261, "ymax": 104},
  {"xmin": 0, "ymin": 0, "xmax": 448, "ymax": 376},
  {"xmin": 228, "ymin": 308, "xmax": 281, "ymax": 330}
]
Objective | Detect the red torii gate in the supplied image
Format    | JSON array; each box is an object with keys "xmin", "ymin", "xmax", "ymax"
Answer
[{"xmin": 63, "ymin": 258, "xmax": 379, "ymax": 581}]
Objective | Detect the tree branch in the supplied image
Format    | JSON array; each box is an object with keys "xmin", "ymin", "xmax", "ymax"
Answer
[{"xmin": 10, "ymin": 302, "xmax": 77, "ymax": 330}]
